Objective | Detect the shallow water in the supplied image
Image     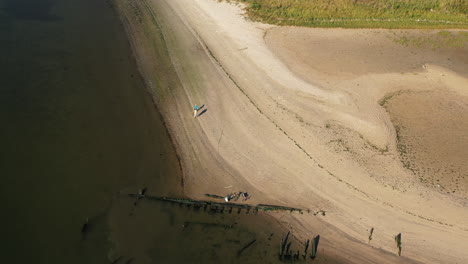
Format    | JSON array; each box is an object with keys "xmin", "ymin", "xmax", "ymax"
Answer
[{"xmin": 0, "ymin": 0, "xmax": 182, "ymax": 262}]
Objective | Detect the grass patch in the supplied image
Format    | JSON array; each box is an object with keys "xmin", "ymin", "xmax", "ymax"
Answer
[
  {"xmin": 390, "ymin": 30, "xmax": 468, "ymax": 48},
  {"xmin": 379, "ymin": 90, "xmax": 405, "ymax": 107},
  {"xmin": 232, "ymin": 0, "xmax": 468, "ymax": 28}
]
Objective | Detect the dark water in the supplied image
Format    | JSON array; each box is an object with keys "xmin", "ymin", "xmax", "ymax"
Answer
[
  {"xmin": 0, "ymin": 0, "xmax": 181, "ymax": 262},
  {"xmin": 0, "ymin": 0, "xmax": 296, "ymax": 263}
]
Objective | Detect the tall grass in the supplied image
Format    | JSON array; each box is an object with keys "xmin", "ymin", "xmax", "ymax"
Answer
[{"xmin": 235, "ymin": 0, "xmax": 468, "ymax": 28}]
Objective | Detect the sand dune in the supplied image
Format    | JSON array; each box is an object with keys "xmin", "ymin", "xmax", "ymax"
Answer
[{"xmin": 115, "ymin": 0, "xmax": 468, "ymax": 262}]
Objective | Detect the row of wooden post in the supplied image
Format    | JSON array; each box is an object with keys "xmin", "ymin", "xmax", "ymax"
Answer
[
  {"xmin": 128, "ymin": 193, "xmax": 307, "ymax": 214},
  {"xmin": 279, "ymin": 231, "xmax": 320, "ymax": 261}
]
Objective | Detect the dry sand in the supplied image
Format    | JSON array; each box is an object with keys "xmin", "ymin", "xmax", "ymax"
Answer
[
  {"xmin": 115, "ymin": 0, "xmax": 468, "ymax": 262},
  {"xmin": 382, "ymin": 90, "xmax": 468, "ymax": 197}
]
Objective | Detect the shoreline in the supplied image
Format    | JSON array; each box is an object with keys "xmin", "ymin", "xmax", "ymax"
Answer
[
  {"xmin": 114, "ymin": 0, "xmax": 468, "ymax": 263},
  {"xmin": 112, "ymin": 0, "xmax": 188, "ymax": 191},
  {"xmin": 107, "ymin": 2, "xmax": 312, "ymax": 263}
]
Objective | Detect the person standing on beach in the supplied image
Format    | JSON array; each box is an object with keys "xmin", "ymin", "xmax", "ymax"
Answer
[{"xmin": 193, "ymin": 105, "xmax": 199, "ymax": 118}]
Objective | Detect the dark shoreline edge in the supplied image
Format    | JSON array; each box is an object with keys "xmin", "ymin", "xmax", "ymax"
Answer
[{"xmin": 110, "ymin": 0, "xmax": 186, "ymax": 191}]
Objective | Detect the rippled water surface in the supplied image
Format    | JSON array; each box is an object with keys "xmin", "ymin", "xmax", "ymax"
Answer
[{"xmin": 0, "ymin": 0, "xmax": 182, "ymax": 262}]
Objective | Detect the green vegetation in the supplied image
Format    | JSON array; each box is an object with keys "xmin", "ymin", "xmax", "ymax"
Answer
[
  {"xmin": 390, "ymin": 30, "xmax": 468, "ymax": 48},
  {"xmin": 234, "ymin": 0, "xmax": 468, "ymax": 28}
]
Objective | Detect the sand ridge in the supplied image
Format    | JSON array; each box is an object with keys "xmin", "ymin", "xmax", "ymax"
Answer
[{"xmin": 115, "ymin": 0, "xmax": 468, "ymax": 262}]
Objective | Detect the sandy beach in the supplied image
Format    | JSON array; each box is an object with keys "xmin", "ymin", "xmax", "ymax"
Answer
[{"xmin": 115, "ymin": 0, "xmax": 468, "ymax": 262}]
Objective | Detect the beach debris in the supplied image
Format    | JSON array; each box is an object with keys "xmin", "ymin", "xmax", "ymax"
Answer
[
  {"xmin": 81, "ymin": 217, "xmax": 94, "ymax": 240},
  {"xmin": 257, "ymin": 204, "xmax": 304, "ymax": 213},
  {"xmin": 138, "ymin": 188, "xmax": 148, "ymax": 196},
  {"xmin": 395, "ymin": 233, "xmax": 402, "ymax": 256},
  {"xmin": 268, "ymin": 233, "xmax": 274, "ymax": 240},
  {"xmin": 81, "ymin": 218, "xmax": 89, "ymax": 234},
  {"xmin": 133, "ymin": 187, "xmax": 148, "ymax": 206},
  {"xmin": 223, "ymin": 191, "xmax": 250, "ymax": 202},
  {"xmin": 294, "ymin": 250, "xmax": 300, "ymax": 260},
  {"xmin": 313, "ymin": 210, "xmax": 326, "ymax": 216},
  {"xmin": 368, "ymin": 227, "xmax": 374, "ymax": 243},
  {"xmin": 237, "ymin": 239, "xmax": 257, "ymax": 256}
]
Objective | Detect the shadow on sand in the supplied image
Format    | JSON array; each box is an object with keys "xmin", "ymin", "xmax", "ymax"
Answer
[{"xmin": 198, "ymin": 108, "xmax": 207, "ymax": 117}]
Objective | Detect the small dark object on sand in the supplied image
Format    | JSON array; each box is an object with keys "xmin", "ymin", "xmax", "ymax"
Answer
[
  {"xmin": 81, "ymin": 218, "xmax": 89, "ymax": 234},
  {"xmin": 110, "ymin": 256, "xmax": 122, "ymax": 264},
  {"xmin": 139, "ymin": 188, "xmax": 147, "ymax": 196}
]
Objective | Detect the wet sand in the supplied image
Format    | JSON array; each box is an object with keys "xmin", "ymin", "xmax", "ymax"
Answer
[{"xmin": 114, "ymin": 0, "xmax": 468, "ymax": 263}]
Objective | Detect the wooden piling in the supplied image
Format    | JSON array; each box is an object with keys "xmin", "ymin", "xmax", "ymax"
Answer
[
  {"xmin": 285, "ymin": 242, "xmax": 292, "ymax": 257},
  {"xmin": 395, "ymin": 233, "xmax": 402, "ymax": 256},
  {"xmin": 280, "ymin": 231, "xmax": 290, "ymax": 259},
  {"xmin": 303, "ymin": 239, "xmax": 310, "ymax": 259},
  {"xmin": 311, "ymin": 235, "xmax": 320, "ymax": 259}
]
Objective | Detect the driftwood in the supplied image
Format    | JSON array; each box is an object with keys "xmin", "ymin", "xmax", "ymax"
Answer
[
  {"xmin": 237, "ymin": 239, "xmax": 256, "ymax": 256},
  {"xmin": 204, "ymin": 194, "xmax": 225, "ymax": 199},
  {"xmin": 257, "ymin": 204, "xmax": 303, "ymax": 213},
  {"xmin": 368, "ymin": 227, "xmax": 374, "ymax": 243}
]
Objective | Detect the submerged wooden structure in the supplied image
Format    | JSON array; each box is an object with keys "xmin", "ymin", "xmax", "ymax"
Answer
[{"xmin": 127, "ymin": 193, "xmax": 309, "ymax": 214}]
